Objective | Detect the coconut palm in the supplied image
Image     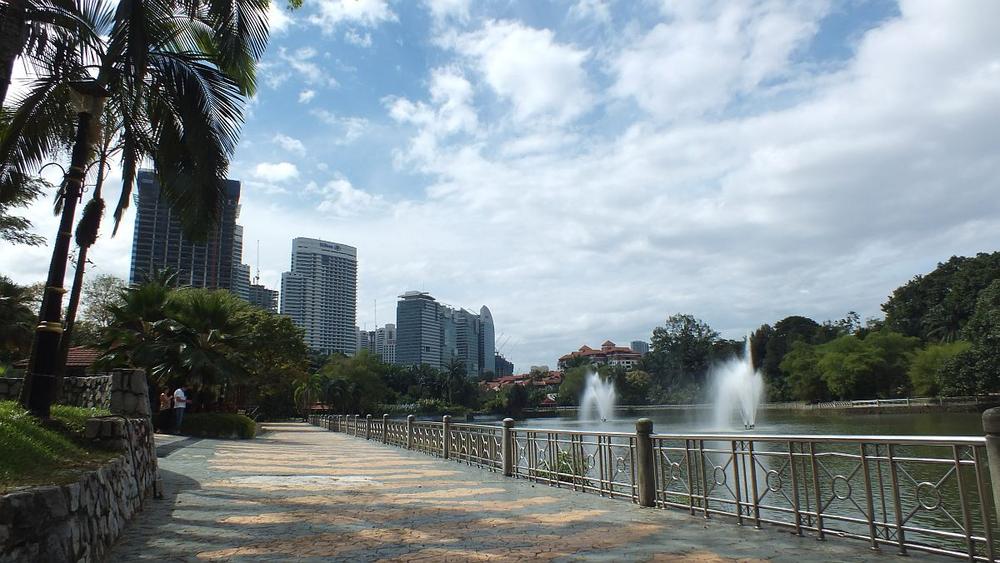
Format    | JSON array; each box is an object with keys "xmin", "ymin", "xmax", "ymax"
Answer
[
  {"xmin": 0, "ymin": 275, "xmax": 35, "ymax": 363},
  {"xmin": 0, "ymin": 0, "xmax": 268, "ymax": 415}
]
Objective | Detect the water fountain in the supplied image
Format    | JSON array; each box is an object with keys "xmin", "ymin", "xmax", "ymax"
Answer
[
  {"xmin": 709, "ymin": 336, "xmax": 765, "ymax": 430},
  {"xmin": 579, "ymin": 370, "xmax": 616, "ymax": 423}
]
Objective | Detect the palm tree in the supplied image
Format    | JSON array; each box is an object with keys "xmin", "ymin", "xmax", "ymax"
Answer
[
  {"xmin": 0, "ymin": 275, "xmax": 35, "ymax": 364},
  {"xmin": 0, "ymin": 0, "xmax": 268, "ymax": 416},
  {"xmin": 293, "ymin": 373, "xmax": 326, "ymax": 418}
]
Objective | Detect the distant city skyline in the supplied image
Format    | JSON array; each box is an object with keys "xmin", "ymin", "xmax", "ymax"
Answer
[{"xmin": 5, "ymin": 2, "xmax": 999, "ymax": 371}]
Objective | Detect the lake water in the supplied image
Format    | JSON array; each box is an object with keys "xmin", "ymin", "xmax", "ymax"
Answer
[{"xmin": 516, "ymin": 408, "xmax": 986, "ymax": 437}]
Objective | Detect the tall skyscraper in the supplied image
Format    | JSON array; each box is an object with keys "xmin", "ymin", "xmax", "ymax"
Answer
[
  {"xmin": 247, "ymin": 283, "xmax": 279, "ymax": 313},
  {"xmin": 232, "ymin": 225, "xmax": 250, "ymax": 300},
  {"xmin": 129, "ymin": 170, "xmax": 241, "ymax": 290},
  {"xmin": 374, "ymin": 324, "xmax": 396, "ymax": 364},
  {"xmin": 395, "ymin": 291, "xmax": 442, "ymax": 368},
  {"xmin": 280, "ymin": 238, "xmax": 357, "ymax": 355},
  {"xmin": 395, "ymin": 291, "xmax": 496, "ymax": 376}
]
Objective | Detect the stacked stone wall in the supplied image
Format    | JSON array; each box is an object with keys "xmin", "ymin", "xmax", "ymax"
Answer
[
  {"xmin": 0, "ymin": 370, "xmax": 157, "ymax": 562},
  {"xmin": 0, "ymin": 375, "xmax": 114, "ymax": 409},
  {"xmin": 0, "ymin": 378, "xmax": 22, "ymax": 402}
]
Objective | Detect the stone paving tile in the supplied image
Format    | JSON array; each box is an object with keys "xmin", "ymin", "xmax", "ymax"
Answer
[{"xmin": 110, "ymin": 423, "xmax": 948, "ymax": 562}]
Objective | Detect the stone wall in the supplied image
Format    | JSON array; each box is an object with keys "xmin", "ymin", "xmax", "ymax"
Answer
[
  {"xmin": 0, "ymin": 371, "xmax": 158, "ymax": 563},
  {"xmin": 0, "ymin": 378, "xmax": 22, "ymax": 402},
  {"xmin": 0, "ymin": 375, "xmax": 113, "ymax": 409},
  {"xmin": 62, "ymin": 375, "xmax": 113, "ymax": 410}
]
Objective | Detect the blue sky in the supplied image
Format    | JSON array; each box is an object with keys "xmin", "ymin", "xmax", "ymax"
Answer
[{"xmin": 5, "ymin": 1, "xmax": 1000, "ymax": 371}]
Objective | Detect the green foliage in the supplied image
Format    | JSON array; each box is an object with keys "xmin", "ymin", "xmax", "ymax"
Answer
[
  {"xmin": 179, "ymin": 413, "xmax": 256, "ymax": 439},
  {"xmin": 908, "ymin": 341, "xmax": 971, "ymax": 396},
  {"xmin": 558, "ymin": 366, "xmax": 589, "ymax": 405},
  {"xmin": 883, "ymin": 252, "xmax": 1000, "ymax": 341},
  {"xmin": 0, "ymin": 401, "xmax": 115, "ymax": 490},
  {"xmin": 611, "ymin": 368, "xmax": 651, "ymax": 405},
  {"xmin": 317, "ymin": 350, "xmax": 393, "ymax": 414},
  {"xmin": 780, "ymin": 331, "xmax": 921, "ymax": 400},
  {"xmin": 643, "ymin": 314, "xmax": 744, "ymax": 403},
  {"xmin": 0, "ymin": 275, "xmax": 36, "ymax": 364},
  {"xmin": 80, "ymin": 274, "xmax": 126, "ymax": 329},
  {"xmin": 0, "ymin": 175, "xmax": 47, "ymax": 246},
  {"xmin": 938, "ymin": 280, "xmax": 1000, "ymax": 395}
]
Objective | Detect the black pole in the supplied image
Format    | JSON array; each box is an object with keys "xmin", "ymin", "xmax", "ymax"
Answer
[{"xmin": 20, "ymin": 110, "xmax": 93, "ymax": 417}]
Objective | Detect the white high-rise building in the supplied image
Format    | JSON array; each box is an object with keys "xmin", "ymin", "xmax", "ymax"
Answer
[
  {"xmin": 375, "ymin": 324, "xmax": 396, "ymax": 364},
  {"xmin": 280, "ymin": 237, "xmax": 358, "ymax": 355}
]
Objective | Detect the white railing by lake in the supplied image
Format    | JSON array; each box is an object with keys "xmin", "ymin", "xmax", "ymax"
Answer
[{"xmin": 310, "ymin": 414, "xmax": 999, "ymax": 562}]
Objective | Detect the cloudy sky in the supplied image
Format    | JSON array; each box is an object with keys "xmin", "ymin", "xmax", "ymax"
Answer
[{"xmin": 3, "ymin": 0, "xmax": 999, "ymax": 371}]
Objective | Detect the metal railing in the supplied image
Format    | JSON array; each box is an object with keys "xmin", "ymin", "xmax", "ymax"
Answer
[{"xmin": 308, "ymin": 414, "xmax": 998, "ymax": 561}]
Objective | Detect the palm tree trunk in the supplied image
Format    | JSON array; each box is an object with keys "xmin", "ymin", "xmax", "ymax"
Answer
[
  {"xmin": 20, "ymin": 107, "xmax": 97, "ymax": 417},
  {"xmin": 0, "ymin": 0, "xmax": 28, "ymax": 109},
  {"xmin": 57, "ymin": 245, "xmax": 88, "ymax": 376}
]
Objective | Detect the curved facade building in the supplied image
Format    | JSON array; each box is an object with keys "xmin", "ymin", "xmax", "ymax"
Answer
[{"xmin": 479, "ymin": 305, "xmax": 496, "ymax": 375}]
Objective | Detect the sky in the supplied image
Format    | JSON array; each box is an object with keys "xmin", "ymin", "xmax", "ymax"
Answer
[{"xmin": 3, "ymin": 0, "xmax": 1000, "ymax": 371}]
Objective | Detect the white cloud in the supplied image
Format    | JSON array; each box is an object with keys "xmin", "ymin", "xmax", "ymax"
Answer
[
  {"xmin": 309, "ymin": 0, "xmax": 396, "ymax": 34},
  {"xmin": 569, "ymin": 0, "xmax": 611, "ymax": 23},
  {"xmin": 424, "ymin": 0, "xmax": 470, "ymax": 24},
  {"xmin": 613, "ymin": 1, "xmax": 829, "ymax": 120},
  {"xmin": 278, "ymin": 47, "xmax": 338, "ymax": 88},
  {"xmin": 253, "ymin": 162, "xmax": 300, "ymax": 182},
  {"xmin": 307, "ymin": 177, "xmax": 385, "ymax": 216},
  {"xmin": 298, "ymin": 89, "xmax": 316, "ymax": 103},
  {"xmin": 272, "ymin": 133, "xmax": 307, "ymax": 155},
  {"xmin": 267, "ymin": 1, "xmax": 293, "ymax": 33},
  {"xmin": 344, "ymin": 29, "xmax": 373, "ymax": 47},
  {"xmin": 447, "ymin": 20, "xmax": 593, "ymax": 124},
  {"xmin": 310, "ymin": 109, "xmax": 369, "ymax": 144},
  {"xmin": 385, "ymin": 66, "xmax": 478, "ymax": 163}
]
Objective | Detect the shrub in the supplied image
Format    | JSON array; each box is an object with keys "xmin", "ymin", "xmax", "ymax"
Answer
[{"xmin": 179, "ymin": 412, "xmax": 256, "ymax": 439}]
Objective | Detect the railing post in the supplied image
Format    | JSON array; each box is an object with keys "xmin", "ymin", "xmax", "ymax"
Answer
[
  {"xmin": 502, "ymin": 418, "xmax": 515, "ymax": 477},
  {"xmin": 382, "ymin": 414, "xmax": 389, "ymax": 443},
  {"xmin": 354, "ymin": 414, "xmax": 359, "ymax": 437},
  {"xmin": 442, "ymin": 415, "xmax": 452, "ymax": 459},
  {"xmin": 406, "ymin": 414, "xmax": 415, "ymax": 450},
  {"xmin": 366, "ymin": 414, "xmax": 372, "ymax": 440},
  {"xmin": 636, "ymin": 418, "xmax": 656, "ymax": 507},
  {"xmin": 983, "ymin": 408, "xmax": 1000, "ymax": 527}
]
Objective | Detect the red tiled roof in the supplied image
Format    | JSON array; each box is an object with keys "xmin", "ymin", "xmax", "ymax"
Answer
[
  {"xmin": 66, "ymin": 346, "xmax": 100, "ymax": 367},
  {"xmin": 12, "ymin": 346, "xmax": 99, "ymax": 369}
]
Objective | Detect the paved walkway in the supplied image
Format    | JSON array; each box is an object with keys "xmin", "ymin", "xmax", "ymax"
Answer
[{"xmin": 109, "ymin": 423, "xmax": 940, "ymax": 562}]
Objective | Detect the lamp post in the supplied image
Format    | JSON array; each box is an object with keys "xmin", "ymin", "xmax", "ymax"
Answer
[{"xmin": 21, "ymin": 79, "xmax": 108, "ymax": 418}]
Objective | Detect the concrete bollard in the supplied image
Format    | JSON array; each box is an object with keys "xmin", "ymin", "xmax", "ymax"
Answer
[
  {"xmin": 502, "ymin": 418, "xmax": 515, "ymax": 477},
  {"xmin": 983, "ymin": 408, "xmax": 1000, "ymax": 527},
  {"xmin": 354, "ymin": 414, "xmax": 360, "ymax": 437},
  {"xmin": 407, "ymin": 414, "xmax": 415, "ymax": 449},
  {"xmin": 366, "ymin": 414, "xmax": 372, "ymax": 440},
  {"xmin": 636, "ymin": 418, "xmax": 656, "ymax": 508},
  {"xmin": 443, "ymin": 415, "xmax": 452, "ymax": 459},
  {"xmin": 383, "ymin": 414, "xmax": 389, "ymax": 443}
]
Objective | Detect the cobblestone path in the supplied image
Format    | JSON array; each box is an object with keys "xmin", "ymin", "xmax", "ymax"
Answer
[{"xmin": 109, "ymin": 423, "xmax": 941, "ymax": 562}]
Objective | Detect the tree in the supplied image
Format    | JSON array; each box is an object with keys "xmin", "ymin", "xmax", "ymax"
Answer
[
  {"xmin": 0, "ymin": 275, "xmax": 35, "ymax": 363},
  {"xmin": 0, "ymin": 174, "xmax": 47, "ymax": 246},
  {"xmin": 759, "ymin": 316, "xmax": 821, "ymax": 399},
  {"xmin": 2, "ymin": 0, "xmax": 269, "ymax": 416},
  {"xmin": 908, "ymin": 341, "xmax": 971, "ymax": 396},
  {"xmin": 239, "ymin": 307, "xmax": 308, "ymax": 419},
  {"xmin": 780, "ymin": 342, "xmax": 829, "ymax": 402},
  {"xmin": 646, "ymin": 313, "xmax": 721, "ymax": 401},
  {"xmin": 557, "ymin": 365, "xmax": 589, "ymax": 406},
  {"xmin": 317, "ymin": 350, "xmax": 391, "ymax": 414},
  {"xmin": 939, "ymin": 279, "xmax": 1000, "ymax": 395},
  {"xmin": 882, "ymin": 253, "xmax": 1000, "ymax": 341},
  {"xmin": 79, "ymin": 273, "xmax": 125, "ymax": 328}
]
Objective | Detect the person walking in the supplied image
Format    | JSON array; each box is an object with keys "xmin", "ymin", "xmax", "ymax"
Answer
[
  {"xmin": 157, "ymin": 389, "xmax": 172, "ymax": 433},
  {"xmin": 173, "ymin": 385, "xmax": 190, "ymax": 433}
]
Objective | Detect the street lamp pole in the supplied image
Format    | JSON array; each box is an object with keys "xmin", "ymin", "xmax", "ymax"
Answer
[{"xmin": 21, "ymin": 79, "xmax": 108, "ymax": 418}]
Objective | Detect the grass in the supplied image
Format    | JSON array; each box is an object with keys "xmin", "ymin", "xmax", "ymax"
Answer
[{"xmin": 0, "ymin": 401, "xmax": 117, "ymax": 493}]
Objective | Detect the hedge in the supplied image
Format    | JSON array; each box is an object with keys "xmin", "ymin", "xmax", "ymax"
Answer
[{"xmin": 179, "ymin": 413, "xmax": 256, "ymax": 439}]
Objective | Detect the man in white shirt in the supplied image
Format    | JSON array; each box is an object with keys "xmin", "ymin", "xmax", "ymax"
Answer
[{"xmin": 173, "ymin": 386, "xmax": 190, "ymax": 432}]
